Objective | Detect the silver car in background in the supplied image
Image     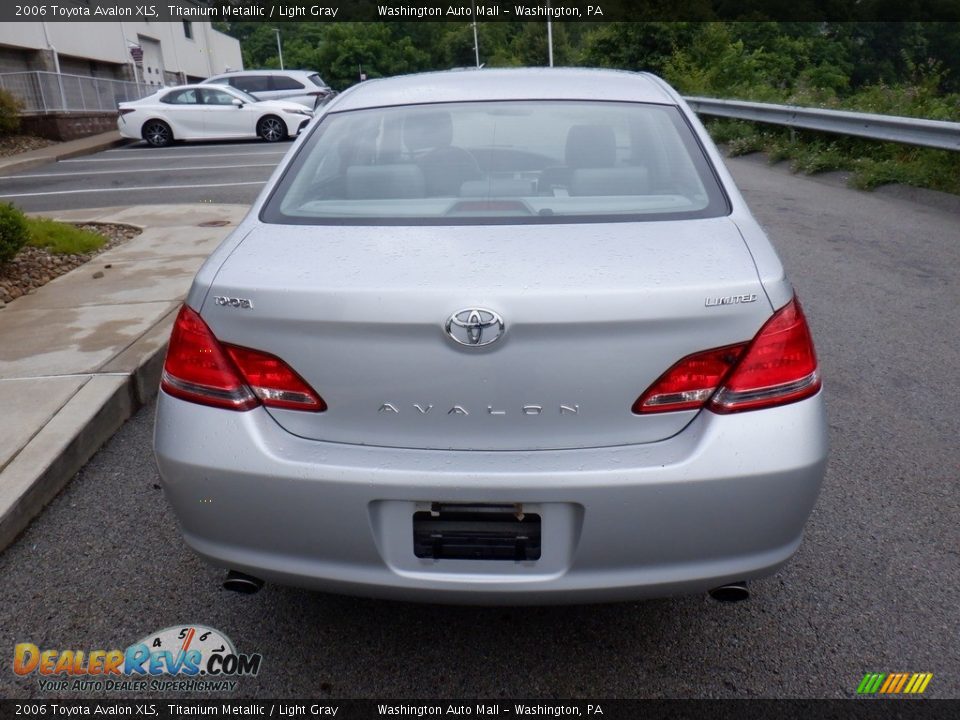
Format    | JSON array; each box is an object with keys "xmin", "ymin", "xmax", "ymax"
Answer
[
  {"xmin": 202, "ymin": 69, "xmax": 333, "ymax": 109},
  {"xmin": 154, "ymin": 68, "xmax": 828, "ymax": 604}
]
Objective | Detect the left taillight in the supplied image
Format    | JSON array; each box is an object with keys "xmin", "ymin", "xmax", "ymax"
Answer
[
  {"xmin": 118, "ymin": 108, "xmax": 135, "ymax": 116},
  {"xmin": 633, "ymin": 297, "xmax": 820, "ymax": 415},
  {"xmin": 160, "ymin": 305, "xmax": 325, "ymax": 412}
]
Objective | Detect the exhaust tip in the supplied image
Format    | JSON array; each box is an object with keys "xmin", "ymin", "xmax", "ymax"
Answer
[
  {"xmin": 223, "ymin": 570, "xmax": 264, "ymax": 595},
  {"xmin": 708, "ymin": 581, "xmax": 749, "ymax": 603}
]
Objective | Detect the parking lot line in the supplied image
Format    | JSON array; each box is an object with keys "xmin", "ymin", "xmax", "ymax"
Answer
[
  {"xmin": 102, "ymin": 143, "xmax": 270, "ymax": 152},
  {"xmin": 58, "ymin": 151, "xmax": 288, "ymax": 163},
  {"xmin": 0, "ymin": 163, "xmax": 278, "ymax": 180},
  {"xmin": 0, "ymin": 181, "xmax": 266, "ymax": 199}
]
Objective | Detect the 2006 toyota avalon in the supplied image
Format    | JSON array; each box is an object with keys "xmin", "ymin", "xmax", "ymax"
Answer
[{"xmin": 154, "ymin": 68, "xmax": 828, "ymax": 604}]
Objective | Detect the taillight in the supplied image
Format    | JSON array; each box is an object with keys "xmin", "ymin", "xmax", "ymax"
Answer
[
  {"xmin": 224, "ymin": 345, "xmax": 326, "ymax": 412},
  {"xmin": 161, "ymin": 306, "xmax": 325, "ymax": 412},
  {"xmin": 633, "ymin": 298, "xmax": 820, "ymax": 415},
  {"xmin": 710, "ymin": 298, "xmax": 820, "ymax": 413},
  {"xmin": 633, "ymin": 344, "xmax": 746, "ymax": 414},
  {"xmin": 118, "ymin": 108, "xmax": 135, "ymax": 116}
]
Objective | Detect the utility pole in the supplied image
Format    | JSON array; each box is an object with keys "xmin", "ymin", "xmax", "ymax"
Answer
[
  {"xmin": 274, "ymin": 28, "xmax": 284, "ymax": 70},
  {"xmin": 547, "ymin": 1, "xmax": 554, "ymax": 67},
  {"xmin": 471, "ymin": 0, "xmax": 480, "ymax": 68}
]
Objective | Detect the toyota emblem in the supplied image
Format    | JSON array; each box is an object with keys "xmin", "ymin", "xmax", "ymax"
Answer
[{"xmin": 445, "ymin": 308, "xmax": 505, "ymax": 347}]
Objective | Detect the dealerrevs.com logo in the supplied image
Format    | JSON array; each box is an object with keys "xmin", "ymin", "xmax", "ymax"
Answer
[{"xmin": 13, "ymin": 625, "xmax": 262, "ymax": 692}]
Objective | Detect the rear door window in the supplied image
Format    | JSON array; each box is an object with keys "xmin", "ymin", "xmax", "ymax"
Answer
[
  {"xmin": 271, "ymin": 75, "xmax": 305, "ymax": 91},
  {"xmin": 161, "ymin": 88, "xmax": 200, "ymax": 104},
  {"xmin": 229, "ymin": 75, "xmax": 270, "ymax": 93}
]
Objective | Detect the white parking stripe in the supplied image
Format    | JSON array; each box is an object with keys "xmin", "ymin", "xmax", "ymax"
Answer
[
  {"xmin": 0, "ymin": 181, "xmax": 266, "ymax": 199},
  {"xmin": 0, "ymin": 163, "xmax": 278, "ymax": 180},
  {"xmin": 102, "ymin": 143, "xmax": 269, "ymax": 153},
  {"xmin": 59, "ymin": 151, "xmax": 287, "ymax": 163}
]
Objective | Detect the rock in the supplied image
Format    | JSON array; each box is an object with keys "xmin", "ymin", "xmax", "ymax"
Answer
[{"xmin": 92, "ymin": 271, "xmax": 104, "ymax": 279}]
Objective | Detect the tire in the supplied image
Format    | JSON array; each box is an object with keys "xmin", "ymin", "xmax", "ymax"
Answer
[
  {"xmin": 142, "ymin": 120, "xmax": 173, "ymax": 147},
  {"xmin": 257, "ymin": 115, "xmax": 287, "ymax": 143}
]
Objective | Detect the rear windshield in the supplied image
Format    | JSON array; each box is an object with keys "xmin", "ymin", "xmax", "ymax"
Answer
[
  {"xmin": 307, "ymin": 74, "xmax": 329, "ymax": 88},
  {"xmin": 261, "ymin": 100, "xmax": 729, "ymax": 225}
]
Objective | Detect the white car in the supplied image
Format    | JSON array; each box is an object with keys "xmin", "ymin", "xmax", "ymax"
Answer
[{"xmin": 117, "ymin": 84, "xmax": 313, "ymax": 147}]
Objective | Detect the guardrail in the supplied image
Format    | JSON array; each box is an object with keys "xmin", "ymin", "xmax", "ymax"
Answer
[
  {"xmin": 684, "ymin": 96, "xmax": 960, "ymax": 152},
  {"xmin": 0, "ymin": 71, "xmax": 154, "ymax": 114}
]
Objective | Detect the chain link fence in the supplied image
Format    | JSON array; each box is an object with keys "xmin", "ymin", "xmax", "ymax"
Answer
[{"xmin": 0, "ymin": 71, "xmax": 154, "ymax": 113}]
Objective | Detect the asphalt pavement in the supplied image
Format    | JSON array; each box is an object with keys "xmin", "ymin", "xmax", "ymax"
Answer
[
  {"xmin": 0, "ymin": 139, "xmax": 290, "ymax": 213},
  {"xmin": 0, "ymin": 153, "xmax": 957, "ymax": 700}
]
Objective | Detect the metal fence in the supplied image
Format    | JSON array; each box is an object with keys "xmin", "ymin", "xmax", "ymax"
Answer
[
  {"xmin": 0, "ymin": 71, "xmax": 154, "ymax": 114},
  {"xmin": 684, "ymin": 96, "xmax": 960, "ymax": 152}
]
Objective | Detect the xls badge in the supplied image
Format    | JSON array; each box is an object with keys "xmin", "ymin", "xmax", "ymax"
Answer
[{"xmin": 13, "ymin": 625, "xmax": 261, "ymax": 693}]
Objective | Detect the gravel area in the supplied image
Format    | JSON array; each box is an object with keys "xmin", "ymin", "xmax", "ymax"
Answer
[
  {"xmin": 0, "ymin": 222, "xmax": 141, "ymax": 307},
  {"xmin": 0, "ymin": 135, "xmax": 59, "ymax": 158}
]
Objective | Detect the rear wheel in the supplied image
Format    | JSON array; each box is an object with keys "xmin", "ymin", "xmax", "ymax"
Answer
[
  {"xmin": 142, "ymin": 120, "xmax": 172, "ymax": 147},
  {"xmin": 257, "ymin": 115, "xmax": 286, "ymax": 143}
]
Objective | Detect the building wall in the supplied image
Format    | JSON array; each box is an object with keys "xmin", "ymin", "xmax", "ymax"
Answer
[{"xmin": 0, "ymin": 20, "xmax": 242, "ymax": 82}]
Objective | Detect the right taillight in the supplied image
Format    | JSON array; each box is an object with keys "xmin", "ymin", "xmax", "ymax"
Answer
[
  {"xmin": 633, "ymin": 297, "xmax": 820, "ymax": 415},
  {"xmin": 160, "ymin": 305, "xmax": 325, "ymax": 413},
  {"xmin": 709, "ymin": 298, "xmax": 820, "ymax": 413}
]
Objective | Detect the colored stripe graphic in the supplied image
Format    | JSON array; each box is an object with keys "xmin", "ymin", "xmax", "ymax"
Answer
[
  {"xmin": 857, "ymin": 673, "xmax": 886, "ymax": 694},
  {"xmin": 857, "ymin": 672, "xmax": 932, "ymax": 694}
]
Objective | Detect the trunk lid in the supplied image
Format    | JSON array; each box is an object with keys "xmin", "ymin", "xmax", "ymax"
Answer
[{"xmin": 201, "ymin": 218, "xmax": 771, "ymax": 450}]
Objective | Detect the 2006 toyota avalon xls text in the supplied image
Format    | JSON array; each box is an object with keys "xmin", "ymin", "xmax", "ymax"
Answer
[{"xmin": 153, "ymin": 68, "xmax": 828, "ymax": 604}]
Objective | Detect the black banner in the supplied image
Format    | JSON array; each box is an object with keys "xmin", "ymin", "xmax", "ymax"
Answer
[
  {"xmin": 1, "ymin": 0, "xmax": 959, "ymax": 23},
  {"xmin": 2, "ymin": 700, "xmax": 960, "ymax": 720}
]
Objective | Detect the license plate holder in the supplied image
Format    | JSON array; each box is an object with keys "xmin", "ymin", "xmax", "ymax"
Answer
[{"xmin": 413, "ymin": 503, "xmax": 541, "ymax": 561}]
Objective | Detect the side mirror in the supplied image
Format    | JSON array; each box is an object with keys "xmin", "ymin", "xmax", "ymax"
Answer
[{"xmin": 232, "ymin": 99, "xmax": 244, "ymax": 108}]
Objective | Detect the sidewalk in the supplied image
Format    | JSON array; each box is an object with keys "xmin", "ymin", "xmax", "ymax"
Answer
[
  {"xmin": 0, "ymin": 203, "xmax": 248, "ymax": 550},
  {"xmin": 0, "ymin": 131, "xmax": 127, "ymax": 175}
]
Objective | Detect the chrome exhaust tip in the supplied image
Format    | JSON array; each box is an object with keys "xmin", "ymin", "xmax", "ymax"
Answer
[
  {"xmin": 223, "ymin": 570, "xmax": 264, "ymax": 595},
  {"xmin": 708, "ymin": 581, "xmax": 749, "ymax": 602}
]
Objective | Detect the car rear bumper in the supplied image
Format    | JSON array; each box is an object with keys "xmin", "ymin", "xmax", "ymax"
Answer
[
  {"xmin": 117, "ymin": 118, "xmax": 139, "ymax": 140},
  {"xmin": 154, "ymin": 392, "xmax": 828, "ymax": 604}
]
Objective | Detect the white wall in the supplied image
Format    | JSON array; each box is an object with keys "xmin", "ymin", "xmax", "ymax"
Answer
[{"xmin": 0, "ymin": 21, "xmax": 242, "ymax": 79}]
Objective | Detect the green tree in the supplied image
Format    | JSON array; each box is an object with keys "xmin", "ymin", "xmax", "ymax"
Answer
[{"xmin": 314, "ymin": 23, "xmax": 430, "ymax": 89}]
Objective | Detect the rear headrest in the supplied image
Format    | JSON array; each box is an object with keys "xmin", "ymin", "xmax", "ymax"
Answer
[
  {"xmin": 565, "ymin": 125, "xmax": 616, "ymax": 168},
  {"xmin": 346, "ymin": 164, "xmax": 425, "ymax": 200},
  {"xmin": 403, "ymin": 111, "xmax": 454, "ymax": 153}
]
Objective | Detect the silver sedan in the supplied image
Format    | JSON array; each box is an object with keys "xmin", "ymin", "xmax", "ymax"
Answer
[{"xmin": 154, "ymin": 68, "xmax": 828, "ymax": 604}]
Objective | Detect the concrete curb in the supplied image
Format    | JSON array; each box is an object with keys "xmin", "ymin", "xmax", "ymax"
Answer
[
  {"xmin": 0, "ymin": 132, "xmax": 130, "ymax": 175},
  {"xmin": 0, "ymin": 204, "xmax": 248, "ymax": 553},
  {"xmin": 0, "ymin": 338, "xmax": 168, "ymax": 550}
]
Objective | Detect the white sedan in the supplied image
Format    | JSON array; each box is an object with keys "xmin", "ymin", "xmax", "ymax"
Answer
[{"xmin": 117, "ymin": 84, "xmax": 313, "ymax": 147}]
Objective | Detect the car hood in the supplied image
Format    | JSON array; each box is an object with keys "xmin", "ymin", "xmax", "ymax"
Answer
[{"xmin": 255, "ymin": 99, "xmax": 311, "ymax": 113}]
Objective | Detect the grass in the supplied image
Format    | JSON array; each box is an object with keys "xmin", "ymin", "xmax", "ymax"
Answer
[
  {"xmin": 705, "ymin": 119, "xmax": 960, "ymax": 196},
  {"xmin": 25, "ymin": 217, "xmax": 105, "ymax": 255}
]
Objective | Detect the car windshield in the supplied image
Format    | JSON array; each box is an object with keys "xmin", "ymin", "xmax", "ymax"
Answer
[{"xmin": 262, "ymin": 100, "xmax": 728, "ymax": 225}]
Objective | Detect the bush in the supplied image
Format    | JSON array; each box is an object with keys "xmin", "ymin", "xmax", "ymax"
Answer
[
  {"xmin": 0, "ymin": 203, "xmax": 29, "ymax": 265},
  {"xmin": 0, "ymin": 88, "xmax": 22, "ymax": 136}
]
